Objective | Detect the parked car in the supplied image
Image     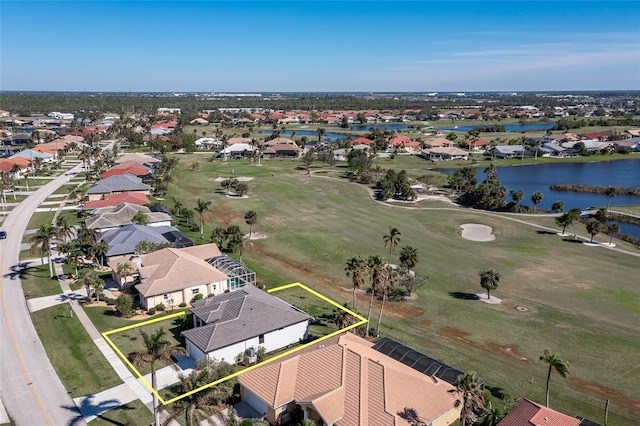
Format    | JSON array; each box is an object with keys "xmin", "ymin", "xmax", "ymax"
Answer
[{"xmin": 0, "ymin": 231, "xmax": 6, "ymax": 239}]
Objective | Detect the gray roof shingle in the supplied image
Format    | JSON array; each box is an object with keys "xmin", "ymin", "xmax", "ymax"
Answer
[
  {"xmin": 87, "ymin": 173, "xmax": 151, "ymax": 194},
  {"xmin": 182, "ymin": 286, "xmax": 311, "ymax": 353}
]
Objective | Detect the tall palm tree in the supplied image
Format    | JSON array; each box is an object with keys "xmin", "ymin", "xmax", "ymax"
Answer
[
  {"xmin": 345, "ymin": 256, "xmax": 367, "ymax": 309},
  {"xmin": 129, "ymin": 328, "xmax": 188, "ymax": 426},
  {"xmin": 375, "ymin": 265, "xmax": 399, "ymax": 336},
  {"xmin": 55, "ymin": 216, "xmax": 74, "ymax": 243},
  {"xmin": 531, "ymin": 191, "xmax": 543, "ymax": 213},
  {"xmin": 479, "ymin": 269, "xmax": 500, "ymax": 300},
  {"xmin": 383, "ymin": 227, "xmax": 401, "ymax": 265},
  {"xmin": 399, "ymin": 245, "xmax": 419, "ymax": 272},
  {"xmin": 606, "ymin": 223, "xmax": 620, "ymax": 245},
  {"xmin": 194, "ymin": 198, "xmax": 211, "ymax": 240},
  {"xmin": 116, "ymin": 261, "xmax": 134, "ymax": 287},
  {"xmin": 586, "ymin": 220, "xmax": 601, "ymax": 243},
  {"xmin": 30, "ymin": 224, "xmax": 60, "ymax": 277},
  {"xmin": 244, "ymin": 210, "xmax": 258, "ymax": 237},
  {"xmin": 91, "ymin": 241, "xmax": 109, "ymax": 266},
  {"xmin": 366, "ymin": 255, "xmax": 387, "ymax": 337},
  {"xmin": 77, "ymin": 268, "xmax": 101, "ymax": 302},
  {"xmin": 605, "ymin": 186, "xmax": 617, "ymax": 210},
  {"xmin": 539, "ymin": 349, "xmax": 569, "ymax": 408},
  {"xmin": 78, "ymin": 223, "xmax": 101, "ymax": 245},
  {"xmin": 448, "ymin": 372, "xmax": 485, "ymax": 426}
]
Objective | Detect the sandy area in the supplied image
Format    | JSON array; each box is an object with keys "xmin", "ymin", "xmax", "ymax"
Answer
[
  {"xmin": 246, "ymin": 233, "xmax": 267, "ymax": 240},
  {"xmin": 214, "ymin": 176, "xmax": 254, "ymax": 182},
  {"xmin": 476, "ymin": 293, "xmax": 502, "ymax": 304},
  {"xmin": 461, "ymin": 224, "xmax": 495, "ymax": 242}
]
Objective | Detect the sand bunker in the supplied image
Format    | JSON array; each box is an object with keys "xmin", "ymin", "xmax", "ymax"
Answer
[
  {"xmin": 461, "ymin": 224, "xmax": 495, "ymax": 242},
  {"xmin": 214, "ymin": 176, "xmax": 254, "ymax": 182}
]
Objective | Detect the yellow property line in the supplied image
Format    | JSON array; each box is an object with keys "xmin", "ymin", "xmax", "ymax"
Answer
[{"xmin": 101, "ymin": 282, "xmax": 367, "ymax": 405}]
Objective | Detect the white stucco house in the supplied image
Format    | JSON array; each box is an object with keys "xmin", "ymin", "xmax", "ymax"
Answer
[{"xmin": 182, "ymin": 285, "xmax": 311, "ymax": 363}]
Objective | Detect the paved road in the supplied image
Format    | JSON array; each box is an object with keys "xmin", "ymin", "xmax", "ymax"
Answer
[{"xmin": 0, "ymin": 162, "xmax": 87, "ymax": 426}]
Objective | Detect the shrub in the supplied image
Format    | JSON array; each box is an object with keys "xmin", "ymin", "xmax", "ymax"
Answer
[
  {"xmin": 179, "ymin": 302, "xmax": 187, "ymax": 308},
  {"xmin": 105, "ymin": 297, "xmax": 117, "ymax": 306},
  {"xmin": 191, "ymin": 293, "xmax": 204, "ymax": 303},
  {"xmin": 256, "ymin": 346, "xmax": 266, "ymax": 363},
  {"xmin": 148, "ymin": 308, "xmax": 156, "ymax": 315},
  {"xmin": 155, "ymin": 303, "xmax": 166, "ymax": 312},
  {"xmin": 115, "ymin": 293, "xmax": 134, "ymax": 318},
  {"xmin": 388, "ymin": 286, "xmax": 408, "ymax": 302}
]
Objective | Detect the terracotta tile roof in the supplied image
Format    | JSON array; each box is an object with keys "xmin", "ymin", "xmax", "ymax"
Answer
[
  {"xmin": 227, "ymin": 137, "xmax": 253, "ymax": 145},
  {"xmin": 351, "ymin": 137, "xmax": 373, "ymax": 146},
  {"xmin": 101, "ymin": 165, "xmax": 150, "ymax": 179},
  {"xmin": 116, "ymin": 153, "xmax": 161, "ymax": 165},
  {"xmin": 239, "ymin": 333, "xmax": 458, "ymax": 426},
  {"xmin": 134, "ymin": 244, "xmax": 227, "ymax": 297},
  {"xmin": 83, "ymin": 192, "xmax": 150, "ymax": 210},
  {"xmin": 498, "ymin": 399, "xmax": 581, "ymax": 426},
  {"xmin": 265, "ymin": 137, "xmax": 295, "ymax": 146},
  {"xmin": 0, "ymin": 157, "xmax": 31, "ymax": 173}
]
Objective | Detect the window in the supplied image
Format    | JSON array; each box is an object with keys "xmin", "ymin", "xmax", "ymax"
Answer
[
  {"xmin": 191, "ymin": 288, "xmax": 200, "ymax": 295},
  {"xmin": 211, "ymin": 284, "xmax": 217, "ymax": 292},
  {"xmin": 163, "ymin": 293, "xmax": 169, "ymax": 300},
  {"xmin": 280, "ymin": 404, "xmax": 288, "ymax": 415},
  {"xmin": 259, "ymin": 334, "xmax": 264, "ymax": 344}
]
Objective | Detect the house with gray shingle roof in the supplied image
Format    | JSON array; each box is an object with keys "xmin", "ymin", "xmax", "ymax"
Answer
[
  {"xmin": 87, "ymin": 173, "xmax": 151, "ymax": 201},
  {"xmin": 100, "ymin": 224, "xmax": 192, "ymax": 258},
  {"xmin": 492, "ymin": 145, "xmax": 527, "ymax": 159},
  {"xmin": 85, "ymin": 203, "xmax": 172, "ymax": 231},
  {"xmin": 182, "ymin": 285, "xmax": 311, "ymax": 363}
]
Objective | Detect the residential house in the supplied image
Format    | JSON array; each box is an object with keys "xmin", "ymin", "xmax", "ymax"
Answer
[
  {"xmin": 82, "ymin": 192, "xmax": 150, "ymax": 210},
  {"xmin": 562, "ymin": 140, "xmax": 612, "ymax": 154},
  {"xmin": 612, "ymin": 137, "xmax": 640, "ymax": 152},
  {"xmin": 86, "ymin": 174, "xmax": 151, "ymax": 201},
  {"xmin": 189, "ymin": 118, "xmax": 209, "ymax": 125},
  {"xmin": 350, "ymin": 137, "xmax": 373, "ymax": 146},
  {"xmin": 421, "ymin": 147, "xmax": 469, "ymax": 161},
  {"xmin": 0, "ymin": 157, "xmax": 31, "ymax": 178},
  {"xmin": 498, "ymin": 399, "xmax": 600, "ymax": 426},
  {"xmin": 423, "ymin": 137, "xmax": 456, "ymax": 149},
  {"xmin": 194, "ymin": 137, "xmax": 221, "ymax": 149},
  {"xmin": 264, "ymin": 137, "xmax": 295, "ymax": 147},
  {"xmin": 101, "ymin": 164, "xmax": 151, "ymax": 179},
  {"xmin": 10, "ymin": 149, "xmax": 54, "ymax": 163},
  {"xmin": 238, "ymin": 333, "xmax": 460, "ymax": 426},
  {"xmin": 108, "ymin": 244, "xmax": 226, "ymax": 307},
  {"xmin": 100, "ymin": 223, "xmax": 193, "ymax": 258},
  {"xmin": 219, "ymin": 143, "xmax": 254, "ymax": 159},
  {"xmin": 85, "ymin": 202, "xmax": 172, "ymax": 231},
  {"xmin": 115, "ymin": 152, "xmax": 161, "ymax": 167},
  {"xmin": 262, "ymin": 143, "xmax": 301, "ymax": 159},
  {"xmin": 182, "ymin": 285, "xmax": 311, "ymax": 363},
  {"xmin": 227, "ymin": 137, "xmax": 253, "ymax": 145},
  {"xmin": 539, "ymin": 142, "xmax": 568, "ymax": 157},
  {"xmin": 493, "ymin": 145, "xmax": 526, "ymax": 159}
]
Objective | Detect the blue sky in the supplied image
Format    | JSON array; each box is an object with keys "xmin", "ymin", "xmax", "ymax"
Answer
[{"xmin": 1, "ymin": 1, "xmax": 639, "ymax": 92}]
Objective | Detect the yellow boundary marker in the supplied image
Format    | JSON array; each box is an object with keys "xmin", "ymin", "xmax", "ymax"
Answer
[{"xmin": 102, "ymin": 282, "xmax": 367, "ymax": 405}]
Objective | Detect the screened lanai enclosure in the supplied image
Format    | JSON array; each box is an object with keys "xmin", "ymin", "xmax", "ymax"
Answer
[{"xmin": 206, "ymin": 255, "xmax": 256, "ymax": 290}]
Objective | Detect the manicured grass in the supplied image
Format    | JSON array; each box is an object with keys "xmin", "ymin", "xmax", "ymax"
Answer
[
  {"xmin": 26, "ymin": 211, "xmax": 55, "ymax": 230},
  {"xmin": 57, "ymin": 208, "xmax": 85, "ymax": 226},
  {"xmin": 86, "ymin": 399, "xmax": 153, "ymax": 426},
  {"xmin": 31, "ymin": 304, "xmax": 122, "ymax": 396},
  {"xmin": 20, "ymin": 263, "xmax": 62, "ymax": 298},
  {"xmin": 164, "ymin": 154, "xmax": 640, "ymax": 425},
  {"xmin": 609, "ymin": 205, "xmax": 640, "ymax": 217},
  {"xmin": 50, "ymin": 184, "xmax": 77, "ymax": 195}
]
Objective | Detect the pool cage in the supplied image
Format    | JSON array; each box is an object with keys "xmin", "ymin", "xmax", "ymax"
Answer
[
  {"xmin": 372, "ymin": 337, "xmax": 468, "ymax": 386},
  {"xmin": 206, "ymin": 255, "xmax": 256, "ymax": 290}
]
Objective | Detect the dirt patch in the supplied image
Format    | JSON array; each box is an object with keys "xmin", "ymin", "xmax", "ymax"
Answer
[
  {"xmin": 571, "ymin": 377, "xmax": 640, "ymax": 412},
  {"xmin": 438, "ymin": 326, "xmax": 531, "ymax": 363},
  {"xmin": 575, "ymin": 282, "xmax": 591, "ymax": 289},
  {"xmin": 212, "ymin": 205, "xmax": 240, "ymax": 226},
  {"xmin": 384, "ymin": 303, "xmax": 424, "ymax": 320},
  {"xmin": 421, "ymin": 319, "xmax": 431, "ymax": 327}
]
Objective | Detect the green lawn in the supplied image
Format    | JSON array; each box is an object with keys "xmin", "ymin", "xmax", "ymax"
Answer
[
  {"xmin": 31, "ymin": 304, "xmax": 122, "ymax": 396},
  {"xmin": 86, "ymin": 399, "xmax": 153, "ymax": 426},
  {"xmin": 26, "ymin": 211, "xmax": 55, "ymax": 230},
  {"xmin": 20, "ymin": 263, "xmax": 62, "ymax": 298},
  {"xmin": 162, "ymin": 154, "xmax": 640, "ymax": 425}
]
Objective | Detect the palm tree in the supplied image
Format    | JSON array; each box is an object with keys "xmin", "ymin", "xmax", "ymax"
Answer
[
  {"xmin": 551, "ymin": 201, "xmax": 564, "ymax": 213},
  {"xmin": 398, "ymin": 245, "xmax": 419, "ymax": 272},
  {"xmin": 555, "ymin": 213, "xmax": 574, "ymax": 236},
  {"xmin": 531, "ymin": 191, "xmax": 543, "ymax": 213},
  {"xmin": 244, "ymin": 210, "xmax": 257, "ymax": 237},
  {"xmin": 116, "ymin": 261, "xmax": 134, "ymax": 287},
  {"xmin": 586, "ymin": 220, "xmax": 601, "ymax": 243},
  {"xmin": 448, "ymin": 372, "xmax": 485, "ymax": 426},
  {"xmin": 77, "ymin": 268, "xmax": 101, "ymax": 302},
  {"xmin": 366, "ymin": 255, "xmax": 387, "ymax": 337},
  {"xmin": 161, "ymin": 360, "xmax": 234, "ymax": 426},
  {"xmin": 30, "ymin": 224, "xmax": 60, "ymax": 277},
  {"xmin": 510, "ymin": 190, "xmax": 524, "ymax": 212},
  {"xmin": 345, "ymin": 256, "xmax": 367, "ymax": 309},
  {"xmin": 56, "ymin": 216, "xmax": 74, "ymax": 243},
  {"xmin": 78, "ymin": 223, "xmax": 101, "ymax": 245},
  {"xmin": 375, "ymin": 265, "xmax": 399, "ymax": 336},
  {"xmin": 129, "ymin": 328, "xmax": 188, "ymax": 426},
  {"xmin": 606, "ymin": 223, "xmax": 619, "ymax": 245},
  {"xmin": 539, "ymin": 349, "xmax": 569, "ymax": 408},
  {"xmin": 194, "ymin": 198, "xmax": 211, "ymax": 240},
  {"xmin": 91, "ymin": 241, "xmax": 109, "ymax": 266},
  {"xmin": 383, "ymin": 227, "xmax": 401, "ymax": 265},
  {"xmin": 479, "ymin": 269, "xmax": 500, "ymax": 300},
  {"xmin": 605, "ymin": 186, "xmax": 617, "ymax": 209}
]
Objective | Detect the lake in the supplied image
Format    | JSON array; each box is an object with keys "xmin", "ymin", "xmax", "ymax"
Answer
[
  {"xmin": 435, "ymin": 122, "xmax": 557, "ymax": 133},
  {"xmin": 441, "ymin": 159, "xmax": 640, "ymax": 238}
]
